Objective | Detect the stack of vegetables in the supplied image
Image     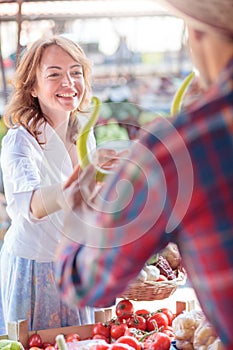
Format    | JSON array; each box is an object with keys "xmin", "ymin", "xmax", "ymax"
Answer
[{"xmin": 136, "ymin": 243, "xmax": 182, "ymax": 283}]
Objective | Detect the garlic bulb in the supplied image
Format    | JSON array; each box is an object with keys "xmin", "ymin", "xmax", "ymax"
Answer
[{"xmin": 143, "ymin": 265, "xmax": 160, "ymax": 281}]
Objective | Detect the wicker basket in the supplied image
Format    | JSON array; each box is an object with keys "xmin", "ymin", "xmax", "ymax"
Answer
[{"xmin": 119, "ymin": 266, "xmax": 187, "ymax": 301}]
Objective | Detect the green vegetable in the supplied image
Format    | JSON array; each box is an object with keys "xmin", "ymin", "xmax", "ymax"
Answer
[
  {"xmin": 76, "ymin": 96, "xmax": 105, "ymax": 182},
  {"xmin": 146, "ymin": 253, "xmax": 159, "ymax": 265},
  {"xmin": 0, "ymin": 340, "xmax": 23, "ymax": 350},
  {"xmin": 170, "ymin": 71, "xmax": 195, "ymax": 116},
  {"xmin": 95, "ymin": 119, "xmax": 129, "ymax": 146},
  {"xmin": 76, "ymin": 72, "xmax": 194, "ymax": 182},
  {"xmin": 77, "ymin": 96, "xmax": 101, "ymax": 169},
  {"xmin": 55, "ymin": 335, "xmax": 68, "ymax": 350}
]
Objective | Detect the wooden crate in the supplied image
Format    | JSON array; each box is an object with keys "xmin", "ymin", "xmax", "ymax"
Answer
[
  {"xmin": 7, "ymin": 320, "xmax": 93, "ymax": 347},
  {"xmin": 6, "ymin": 309, "xmax": 113, "ymax": 348},
  {"xmin": 2, "ymin": 301, "xmax": 196, "ymax": 348}
]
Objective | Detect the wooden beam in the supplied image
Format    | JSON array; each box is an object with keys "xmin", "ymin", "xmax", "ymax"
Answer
[
  {"xmin": 0, "ymin": 25, "xmax": 8, "ymax": 105},
  {"xmin": 16, "ymin": 0, "xmax": 23, "ymax": 67}
]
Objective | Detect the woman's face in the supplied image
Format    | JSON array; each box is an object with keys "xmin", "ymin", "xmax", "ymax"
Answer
[{"xmin": 32, "ymin": 45, "xmax": 86, "ymax": 120}]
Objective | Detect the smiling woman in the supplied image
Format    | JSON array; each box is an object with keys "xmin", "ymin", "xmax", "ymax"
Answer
[
  {"xmin": 31, "ymin": 45, "xmax": 86, "ymax": 129},
  {"xmin": 0, "ymin": 35, "xmax": 96, "ymax": 334}
]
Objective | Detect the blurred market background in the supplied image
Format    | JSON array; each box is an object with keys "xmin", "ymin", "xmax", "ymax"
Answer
[
  {"xmin": 0, "ymin": 0, "xmax": 197, "ymax": 135},
  {"xmin": 0, "ymin": 0, "xmax": 199, "ymax": 246},
  {"xmin": 0, "ymin": 0, "xmax": 202, "ymax": 311}
]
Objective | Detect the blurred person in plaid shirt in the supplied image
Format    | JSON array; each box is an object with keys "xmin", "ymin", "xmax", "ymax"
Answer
[{"xmin": 56, "ymin": 0, "xmax": 233, "ymax": 349}]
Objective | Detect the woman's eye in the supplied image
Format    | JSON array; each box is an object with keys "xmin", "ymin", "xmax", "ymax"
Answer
[
  {"xmin": 47, "ymin": 72, "xmax": 60, "ymax": 78},
  {"xmin": 72, "ymin": 71, "xmax": 83, "ymax": 77}
]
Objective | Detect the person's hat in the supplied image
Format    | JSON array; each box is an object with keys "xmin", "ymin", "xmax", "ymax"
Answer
[{"xmin": 156, "ymin": 0, "xmax": 233, "ymax": 37}]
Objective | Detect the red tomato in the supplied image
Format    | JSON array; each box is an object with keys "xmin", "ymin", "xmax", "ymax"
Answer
[
  {"xmin": 42, "ymin": 343, "xmax": 53, "ymax": 349},
  {"xmin": 116, "ymin": 336, "xmax": 141, "ymax": 350},
  {"xmin": 135, "ymin": 309, "xmax": 150, "ymax": 319},
  {"xmin": 115, "ymin": 300, "xmax": 134, "ymax": 320},
  {"xmin": 124, "ymin": 328, "xmax": 137, "ymax": 337},
  {"xmin": 109, "ymin": 344, "xmax": 135, "ymax": 350},
  {"xmin": 157, "ymin": 308, "xmax": 174, "ymax": 326},
  {"xmin": 124, "ymin": 328, "xmax": 144, "ymax": 340},
  {"xmin": 107, "ymin": 318, "xmax": 127, "ymax": 326},
  {"xmin": 157, "ymin": 275, "xmax": 168, "ymax": 281},
  {"xmin": 65, "ymin": 333, "xmax": 81, "ymax": 343},
  {"xmin": 44, "ymin": 347, "xmax": 55, "ymax": 350},
  {"xmin": 28, "ymin": 334, "xmax": 43, "ymax": 348},
  {"xmin": 143, "ymin": 332, "xmax": 170, "ymax": 350},
  {"xmin": 29, "ymin": 348, "xmax": 42, "ymax": 350},
  {"xmin": 92, "ymin": 335, "xmax": 110, "ymax": 343},
  {"xmin": 146, "ymin": 313, "xmax": 169, "ymax": 331},
  {"xmin": 92, "ymin": 323, "xmax": 110, "ymax": 338},
  {"xmin": 163, "ymin": 329, "xmax": 175, "ymax": 338},
  {"xmin": 126, "ymin": 316, "xmax": 147, "ymax": 331},
  {"xmin": 107, "ymin": 318, "xmax": 117, "ymax": 326},
  {"xmin": 110, "ymin": 323, "xmax": 128, "ymax": 339}
]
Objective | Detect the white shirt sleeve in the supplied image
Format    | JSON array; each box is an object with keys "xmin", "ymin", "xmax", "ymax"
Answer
[{"xmin": 1, "ymin": 128, "xmax": 43, "ymax": 222}]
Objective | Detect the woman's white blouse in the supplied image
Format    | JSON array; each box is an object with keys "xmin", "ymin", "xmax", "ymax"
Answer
[{"xmin": 0, "ymin": 121, "xmax": 96, "ymax": 262}]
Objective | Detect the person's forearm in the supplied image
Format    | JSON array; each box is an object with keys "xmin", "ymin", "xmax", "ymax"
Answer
[{"xmin": 30, "ymin": 183, "xmax": 64, "ymax": 219}]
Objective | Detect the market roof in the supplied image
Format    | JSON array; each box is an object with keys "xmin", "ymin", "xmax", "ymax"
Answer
[{"xmin": 0, "ymin": 0, "xmax": 169, "ymax": 21}]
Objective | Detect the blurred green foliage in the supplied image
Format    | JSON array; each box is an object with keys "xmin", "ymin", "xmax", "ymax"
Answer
[{"xmin": 0, "ymin": 118, "xmax": 7, "ymax": 147}]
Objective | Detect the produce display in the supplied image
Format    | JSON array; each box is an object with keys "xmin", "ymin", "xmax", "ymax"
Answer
[
  {"xmin": 118, "ymin": 244, "xmax": 186, "ymax": 302},
  {"xmin": 76, "ymin": 72, "xmax": 195, "ymax": 183},
  {"xmin": 133, "ymin": 243, "xmax": 183, "ymax": 283},
  {"xmin": 12, "ymin": 300, "xmax": 175, "ymax": 350},
  {"xmin": 94, "ymin": 119, "xmax": 129, "ymax": 146},
  {"xmin": 1, "ymin": 299, "xmax": 222, "ymax": 350},
  {"xmin": 172, "ymin": 310, "xmax": 223, "ymax": 350},
  {"xmin": 95, "ymin": 101, "xmax": 141, "ymax": 141}
]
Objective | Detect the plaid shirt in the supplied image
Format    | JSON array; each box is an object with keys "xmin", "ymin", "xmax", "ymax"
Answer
[{"xmin": 56, "ymin": 58, "xmax": 233, "ymax": 349}]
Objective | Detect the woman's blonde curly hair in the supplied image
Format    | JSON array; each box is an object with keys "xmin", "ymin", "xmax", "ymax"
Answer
[{"xmin": 3, "ymin": 35, "xmax": 93, "ymax": 145}]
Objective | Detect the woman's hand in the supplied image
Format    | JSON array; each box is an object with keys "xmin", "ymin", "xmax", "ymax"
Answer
[
  {"xmin": 60, "ymin": 147, "xmax": 129, "ymax": 213},
  {"xmin": 61, "ymin": 164, "xmax": 102, "ymax": 212},
  {"xmin": 56, "ymin": 164, "xmax": 101, "ymax": 255},
  {"xmin": 92, "ymin": 148, "xmax": 129, "ymax": 172}
]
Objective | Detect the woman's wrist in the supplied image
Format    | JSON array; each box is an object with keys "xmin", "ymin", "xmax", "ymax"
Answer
[{"xmin": 31, "ymin": 183, "xmax": 65, "ymax": 219}]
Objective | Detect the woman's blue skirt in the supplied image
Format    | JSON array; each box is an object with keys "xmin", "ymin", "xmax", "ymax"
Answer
[{"xmin": 0, "ymin": 245, "xmax": 94, "ymax": 335}]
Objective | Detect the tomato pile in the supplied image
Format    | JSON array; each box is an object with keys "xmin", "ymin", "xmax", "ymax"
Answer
[
  {"xmin": 90, "ymin": 300, "xmax": 175, "ymax": 350},
  {"xmin": 26, "ymin": 332, "xmax": 81, "ymax": 350},
  {"xmin": 26, "ymin": 300, "xmax": 175, "ymax": 350}
]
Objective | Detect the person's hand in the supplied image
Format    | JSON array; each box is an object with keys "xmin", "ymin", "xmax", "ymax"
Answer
[
  {"xmin": 59, "ymin": 147, "xmax": 129, "ymax": 213},
  {"xmin": 60, "ymin": 164, "xmax": 102, "ymax": 212},
  {"xmin": 55, "ymin": 165, "xmax": 99, "ymax": 257},
  {"xmin": 92, "ymin": 148, "xmax": 129, "ymax": 172}
]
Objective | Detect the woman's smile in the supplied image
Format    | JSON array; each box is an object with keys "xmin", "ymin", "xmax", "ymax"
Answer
[{"xmin": 32, "ymin": 45, "xmax": 85, "ymax": 118}]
